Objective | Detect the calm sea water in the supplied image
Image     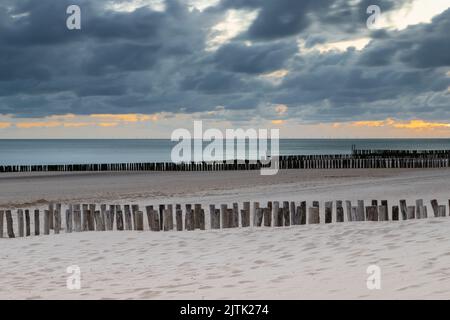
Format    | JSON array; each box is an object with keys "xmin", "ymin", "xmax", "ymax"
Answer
[{"xmin": 1, "ymin": 139, "xmax": 450, "ymax": 165}]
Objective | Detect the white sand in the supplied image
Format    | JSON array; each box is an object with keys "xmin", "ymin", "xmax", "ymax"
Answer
[
  {"xmin": 1, "ymin": 168, "xmax": 450, "ymax": 299},
  {"xmin": 1, "ymin": 218, "xmax": 450, "ymax": 299}
]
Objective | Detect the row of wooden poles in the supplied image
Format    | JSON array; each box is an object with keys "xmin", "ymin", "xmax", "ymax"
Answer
[
  {"xmin": 2, "ymin": 155, "xmax": 450, "ymax": 173},
  {"xmin": 1, "ymin": 198, "xmax": 449, "ymax": 238},
  {"xmin": 352, "ymin": 149, "xmax": 450, "ymax": 157}
]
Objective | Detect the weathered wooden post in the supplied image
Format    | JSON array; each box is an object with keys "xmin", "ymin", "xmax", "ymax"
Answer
[
  {"xmin": 300, "ymin": 201, "xmax": 306, "ymax": 225},
  {"xmin": 135, "ymin": 211, "xmax": 144, "ymax": 231},
  {"xmin": 100, "ymin": 204, "xmax": 107, "ymax": 229},
  {"xmin": 266, "ymin": 201, "xmax": 273, "ymax": 226},
  {"xmin": 93, "ymin": 210, "xmax": 103, "ymax": 231},
  {"xmin": 82, "ymin": 207, "xmax": 89, "ymax": 231},
  {"xmin": 357, "ymin": 200, "xmax": 365, "ymax": 221},
  {"xmin": 416, "ymin": 199, "xmax": 424, "ymax": 219},
  {"xmin": 232, "ymin": 203, "xmax": 239, "ymax": 228},
  {"xmin": 252, "ymin": 202, "xmax": 259, "ymax": 227},
  {"xmin": 221, "ymin": 204, "xmax": 229, "ymax": 228},
  {"xmin": 49, "ymin": 203, "xmax": 54, "ymax": 230},
  {"xmin": 89, "ymin": 204, "xmax": 96, "ymax": 229},
  {"xmin": 351, "ymin": 207, "xmax": 357, "ymax": 221},
  {"xmin": 336, "ymin": 201, "xmax": 344, "ymax": 222},
  {"xmin": 185, "ymin": 208, "xmax": 194, "ymax": 231},
  {"xmin": 133, "ymin": 204, "xmax": 140, "ymax": 229},
  {"xmin": 308, "ymin": 207, "xmax": 320, "ymax": 224},
  {"xmin": 74, "ymin": 210, "xmax": 82, "ymax": 232},
  {"xmin": 241, "ymin": 205, "xmax": 250, "ymax": 228},
  {"xmin": 194, "ymin": 204, "xmax": 202, "ymax": 229},
  {"xmin": 124, "ymin": 205, "xmax": 133, "ymax": 230},
  {"xmin": 163, "ymin": 209, "xmax": 173, "ymax": 231},
  {"xmin": 283, "ymin": 201, "xmax": 290, "ymax": 226},
  {"xmin": 392, "ymin": 205, "xmax": 399, "ymax": 221},
  {"xmin": 273, "ymin": 201, "xmax": 280, "ymax": 227},
  {"xmin": 176, "ymin": 207, "xmax": 184, "ymax": 231},
  {"xmin": 345, "ymin": 200, "xmax": 352, "ymax": 222},
  {"xmin": 430, "ymin": 199, "xmax": 439, "ymax": 217},
  {"xmin": 116, "ymin": 210, "xmax": 124, "ymax": 231},
  {"xmin": 66, "ymin": 208, "xmax": 73, "ymax": 233},
  {"xmin": 243, "ymin": 202, "xmax": 250, "ymax": 226},
  {"xmin": 381, "ymin": 200, "xmax": 388, "ymax": 220},
  {"xmin": 0, "ymin": 210, "xmax": 3, "ymax": 238},
  {"xmin": 378, "ymin": 205, "xmax": 388, "ymax": 221},
  {"xmin": 292, "ymin": 202, "xmax": 300, "ymax": 225},
  {"xmin": 255, "ymin": 208, "xmax": 263, "ymax": 227},
  {"xmin": 44, "ymin": 209, "xmax": 50, "ymax": 235},
  {"xmin": 6, "ymin": 210, "xmax": 15, "ymax": 238},
  {"xmin": 325, "ymin": 201, "xmax": 333, "ymax": 224},
  {"xmin": 199, "ymin": 209, "xmax": 205, "ymax": 230},
  {"xmin": 25, "ymin": 209, "xmax": 30, "ymax": 236},
  {"xmin": 54, "ymin": 209, "xmax": 61, "ymax": 234},
  {"xmin": 33, "ymin": 209, "xmax": 40, "ymax": 236},
  {"xmin": 407, "ymin": 206, "xmax": 416, "ymax": 219},
  {"xmin": 400, "ymin": 200, "xmax": 408, "ymax": 220},
  {"xmin": 17, "ymin": 209, "xmax": 24, "ymax": 237},
  {"xmin": 438, "ymin": 205, "xmax": 446, "ymax": 217},
  {"xmin": 366, "ymin": 206, "xmax": 378, "ymax": 221},
  {"xmin": 290, "ymin": 201, "xmax": 296, "ymax": 225}
]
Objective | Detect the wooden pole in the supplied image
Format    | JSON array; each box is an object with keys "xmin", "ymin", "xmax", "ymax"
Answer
[
  {"xmin": 221, "ymin": 204, "xmax": 229, "ymax": 228},
  {"xmin": 336, "ymin": 201, "xmax": 344, "ymax": 223},
  {"xmin": 34, "ymin": 209, "xmax": 40, "ymax": 235},
  {"xmin": 400, "ymin": 200, "xmax": 408, "ymax": 220},
  {"xmin": 392, "ymin": 205, "xmax": 399, "ymax": 221},
  {"xmin": 300, "ymin": 201, "xmax": 306, "ymax": 225},
  {"xmin": 185, "ymin": 208, "xmax": 194, "ymax": 231},
  {"xmin": 0, "ymin": 210, "xmax": 3, "ymax": 238},
  {"xmin": 74, "ymin": 210, "xmax": 82, "ymax": 232},
  {"xmin": 273, "ymin": 201, "xmax": 280, "ymax": 227},
  {"xmin": 25, "ymin": 209, "xmax": 30, "ymax": 236},
  {"xmin": 325, "ymin": 201, "xmax": 333, "ymax": 224},
  {"xmin": 123, "ymin": 205, "xmax": 132, "ymax": 230},
  {"xmin": 89, "ymin": 204, "xmax": 96, "ymax": 230},
  {"xmin": 241, "ymin": 208, "xmax": 250, "ymax": 227},
  {"xmin": 17, "ymin": 209, "xmax": 24, "ymax": 237},
  {"xmin": 357, "ymin": 200, "xmax": 365, "ymax": 221},
  {"xmin": 407, "ymin": 206, "xmax": 415, "ymax": 219},
  {"xmin": 255, "ymin": 208, "xmax": 263, "ymax": 227},
  {"xmin": 135, "ymin": 211, "xmax": 144, "ymax": 231},
  {"xmin": 416, "ymin": 199, "xmax": 424, "ymax": 219},
  {"xmin": 194, "ymin": 204, "xmax": 202, "ymax": 229},
  {"xmin": 438, "ymin": 205, "xmax": 446, "ymax": 217},
  {"xmin": 283, "ymin": 201, "xmax": 290, "ymax": 226},
  {"xmin": 290, "ymin": 201, "xmax": 296, "ymax": 225},
  {"xmin": 232, "ymin": 203, "xmax": 239, "ymax": 228},
  {"xmin": 49, "ymin": 203, "xmax": 54, "ymax": 230},
  {"xmin": 54, "ymin": 209, "xmax": 61, "ymax": 234},
  {"xmin": 6, "ymin": 210, "xmax": 15, "ymax": 238},
  {"xmin": 345, "ymin": 200, "xmax": 352, "ymax": 222},
  {"xmin": 199, "ymin": 209, "xmax": 205, "ymax": 230},
  {"xmin": 430, "ymin": 199, "xmax": 439, "ymax": 217},
  {"xmin": 378, "ymin": 205, "xmax": 388, "ymax": 221},
  {"xmin": 66, "ymin": 208, "xmax": 73, "ymax": 233},
  {"xmin": 366, "ymin": 206, "xmax": 378, "ymax": 221},
  {"xmin": 176, "ymin": 208, "xmax": 183, "ymax": 231},
  {"xmin": 44, "ymin": 209, "xmax": 50, "ymax": 235},
  {"xmin": 308, "ymin": 207, "xmax": 320, "ymax": 224},
  {"xmin": 116, "ymin": 210, "xmax": 124, "ymax": 231},
  {"xmin": 151, "ymin": 209, "xmax": 160, "ymax": 231},
  {"xmin": 252, "ymin": 202, "xmax": 259, "ymax": 227}
]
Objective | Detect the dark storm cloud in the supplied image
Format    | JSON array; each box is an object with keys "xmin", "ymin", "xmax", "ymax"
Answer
[
  {"xmin": 213, "ymin": 41, "xmax": 297, "ymax": 74},
  {"xmin": 0, "ymin": 0, "xmax": 448, "ymax": 123}
]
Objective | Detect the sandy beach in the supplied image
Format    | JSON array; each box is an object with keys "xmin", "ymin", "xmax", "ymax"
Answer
[{"xmin": 1, "ymin": 168, "xmax": 450, "ymax": 299}]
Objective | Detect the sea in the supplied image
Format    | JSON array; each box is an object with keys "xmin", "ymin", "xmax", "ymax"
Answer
[{"xmin": 1, "ymin": 139, "xmax": 450, "ymax": 165}]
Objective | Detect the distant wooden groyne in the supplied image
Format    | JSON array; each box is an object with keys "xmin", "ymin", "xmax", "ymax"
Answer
[
  {"xmin": 0, "ymin": 198, "xmax": 448, "ymax": 238},
  {"xmin": 1, "ymin": 149, "xmax": 450, "ymax": 173}
]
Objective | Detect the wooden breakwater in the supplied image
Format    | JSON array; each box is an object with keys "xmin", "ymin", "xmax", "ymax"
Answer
[
  {"xmin": 2, "ymin": 149, "xmax": 450, "ymax": 173},
  {"xmin": 1, "ymin": 198, "xmax": 448, "ymax": 238}
]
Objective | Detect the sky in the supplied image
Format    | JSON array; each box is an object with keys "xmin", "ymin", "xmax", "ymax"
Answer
[{"xmin": 0, "ymin": 0, "xmax": 449, "ymax": 138}]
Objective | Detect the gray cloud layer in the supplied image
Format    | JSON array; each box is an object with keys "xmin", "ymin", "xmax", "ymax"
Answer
[{"xmin": 0, "ymin": 0, "xmax": 448, "ymax": 122}]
